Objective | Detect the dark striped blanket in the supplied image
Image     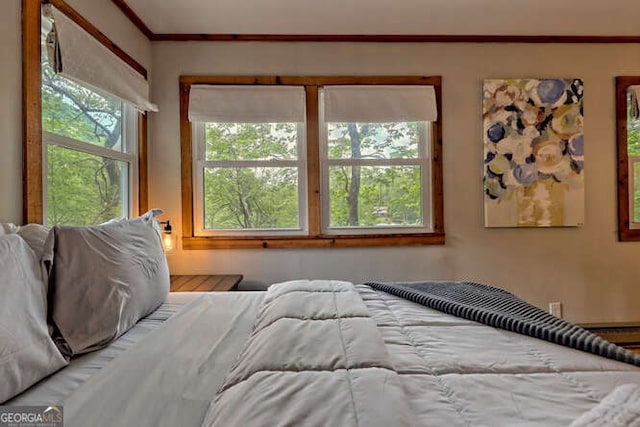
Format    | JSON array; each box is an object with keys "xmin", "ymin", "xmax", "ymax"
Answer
[{"xmin": 366, "ymin": 281, "xmax": 640, "ymax": 367}]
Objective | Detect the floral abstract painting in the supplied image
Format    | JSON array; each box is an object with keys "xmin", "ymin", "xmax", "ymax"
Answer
[{"xmin": 483, "ymin": 78, "xmax": 584, "ymax": 227}]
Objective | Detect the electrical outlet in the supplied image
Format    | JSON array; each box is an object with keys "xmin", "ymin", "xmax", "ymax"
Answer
[{"xmin": 549, "ymin": 302, "xmax": 562, "ymax": 318}]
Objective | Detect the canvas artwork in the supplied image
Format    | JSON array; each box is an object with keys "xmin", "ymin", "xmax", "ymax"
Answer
[{"xmin": 483, "ymin": 78, "xmax": 584, "ymax": 227}]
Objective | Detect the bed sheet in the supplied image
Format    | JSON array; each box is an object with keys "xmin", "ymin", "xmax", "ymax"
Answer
[
  {"xmin": 61, "ymin": 291, "xmax": 264, "ymax": 427},
  {"xmin": 7, "ymin": 292, "xmax": 207, "ymax": 405}
]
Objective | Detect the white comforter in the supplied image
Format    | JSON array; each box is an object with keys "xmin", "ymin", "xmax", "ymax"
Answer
[
  {"xmin": 62, "ymin": 281, "xmax": 640, "ymax": 426},
  {"xmin": 204, "ymin": 280, "xmax": 412, "ymax": 427}
]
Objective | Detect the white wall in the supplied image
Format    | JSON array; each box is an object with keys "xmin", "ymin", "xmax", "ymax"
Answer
[
  {"xmin": 150, "ymin": 41, "xmax": 640, "ymax": 324},
  {"xmin": 0, "ymin": 0, "xmax": 151, "ymax": 224}
]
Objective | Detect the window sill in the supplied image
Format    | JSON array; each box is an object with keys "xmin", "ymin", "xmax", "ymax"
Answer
[
  {"xmin": 619, "ymin": 229, "xmax": 640, "ymax": 241},
  {"xmin": 182, "ymin": 233, "xmax": 445, "ymax": 249}
]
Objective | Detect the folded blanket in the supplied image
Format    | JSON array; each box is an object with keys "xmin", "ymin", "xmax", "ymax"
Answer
[
  {"xmin": 367, "ymin": 281, "xmax": 640, "ymax": 367},
  {"xmin": 569, "ymin": 384, "xmax": 640, "ymax": 427}
]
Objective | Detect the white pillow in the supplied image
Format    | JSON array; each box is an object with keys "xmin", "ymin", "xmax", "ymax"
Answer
[
  {"xmin": 0, "ymin": 223, "xmax": 19, "ymax": 235},
  {"xmin": 48, "ymin": 210, "xmax": 170, "ymax": 356},
  {"xmin": 0, "ymin": 234, "xmax": 68, "ymax": 403},
  {"xmin": 0, "ymin": 222, "xmax": 50, "ymax": 259}
]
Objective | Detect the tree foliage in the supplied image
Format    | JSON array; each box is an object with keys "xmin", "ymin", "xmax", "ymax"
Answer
[
  {"xmin": 42, "ymin": 52, "xmax": 125, "ymax": 226},
  {"xmin": 628, "ymin": 103, "xmax": 640, "ymax": 222},
  {"xmin": 46, "ymin": 146, "xmax": 123, "ymax": 225},
  {"xmin": 327, "ymin": 122, "xmax": 423, "ymax": 228},
  {"xmin": 203, "ymin": 123, "xmax": 300, "ymax": 229},
  {"xmin": 202, "ymin": 121, "xmax": 424, "ymax": 231}
]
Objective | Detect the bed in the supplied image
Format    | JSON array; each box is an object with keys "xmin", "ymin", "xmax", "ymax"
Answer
[{"xmin": 2, "ymin": 214, "xmax": 640, "ymax": 426}]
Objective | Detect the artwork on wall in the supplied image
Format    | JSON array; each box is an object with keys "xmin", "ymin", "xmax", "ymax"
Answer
[{"xmin": 483, "ymin": 78, "xmax": 584, "ymax": 227}]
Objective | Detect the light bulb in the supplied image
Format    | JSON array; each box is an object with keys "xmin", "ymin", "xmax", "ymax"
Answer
[
  {"xmin": 163, "ymin": 232, "xmax": 175, "ymax": 252},
  {"xmin": 161, "ymin": 220, "xmax": 176, "ymax": 253}
]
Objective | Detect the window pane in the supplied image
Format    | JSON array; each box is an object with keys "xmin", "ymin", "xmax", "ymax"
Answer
[
  {"xmin": 47, "ymin": 145, "xmax": 127, "ymax": 226},
  {"xmin": 629, "ymin": 92, "xmax": 640, "ymax": 156},
  {"xmin": 633, "ymin": 161, "xmax": 640, "ymax": 223},
  {"xmin": 205, "ymin": 123, "xmax": 298, "ymax": 161},
  {"xmin": 204, "ymin": 167, "xmax": 299, "ymax": 230},
  {"xmin": 628, "ymin": 91, "xmax": 640, "ymax": 223},
  {"xmin": 326, "ymin": 122, "xmax": 421, "ymax": 159},
  {"xmin": 42, "ymin": 39, "xmax": 123, "ymax": 151},
  {"xmin": 328, "ymin": 165, "xmax": 422, "ymax": 228}
]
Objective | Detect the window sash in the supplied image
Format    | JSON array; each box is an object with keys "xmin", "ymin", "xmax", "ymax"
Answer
[
  {"xmin": 630, "ymin": 86, "xmax": 640, "ymax": 119},
  {"xmin": 320, "ymin": 122, "xmax": 432, "ymax": 235},
  {"xmin": 629, "ymin": 156, "xmax": 640, "ymax": 228},
  {"xmin": 627, "ymin": 87, "xmax": 640, "ymax": 229},
  {"xmin": 319, "ymin": 86, "xmax": 432, "ymax": 234},
  {"xmin": 192, "ymin": 123, "xmax": 308, "ymax": 236},
  {"xmin": 42, "ymin": 103, "xmax": 138, "ymax": 225},
  {"xmin": 616, "ymin": 77, "xmax": 640, "ymax": 241},
  {"xmin": 43, "ymin": 132, "xmax": 135, "ymax": 163}
]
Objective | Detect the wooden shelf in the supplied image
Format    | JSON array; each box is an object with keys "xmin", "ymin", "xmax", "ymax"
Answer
[{"xmin": 170, "ymin": 274, "xmax": 243, "ymax": 292}]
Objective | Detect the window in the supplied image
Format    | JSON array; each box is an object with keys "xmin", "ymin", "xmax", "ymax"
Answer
[
  {"xmin": 24, "ymin": 3, "xmax": 155, "ymax": 226},
  {"xmin": 320, "ymin": 86, "xmax": 436, "ymax": 234},
  {"xmin": 42, "ymin": 58, "xmax": 138, "ymax": 226},
  {"xmin": 190, "ymin": 85, "xmax": 307, "ymax": 236},
  {"xmin": 180, "ymin": 76, "xmax": 443, "ymax": 249},
  {"xmin": 617, "ymin": 77, "xmax": 640, "ymax": 240}
]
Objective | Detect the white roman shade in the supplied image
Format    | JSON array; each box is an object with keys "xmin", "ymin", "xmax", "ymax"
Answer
[
  {"xmin": 323, "ymin": 85, "xmax": 437, "ymax": 123},
  {"xmin": 188, "ymin": 85, "xmax": 306, "ymax": 123},
  {"xmin": 47, "ymin": 6, "xmax": 157, "ymax": 112}
]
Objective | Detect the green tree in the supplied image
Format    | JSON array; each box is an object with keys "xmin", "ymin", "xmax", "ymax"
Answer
[
  {"xmin": 42, "ymin": 49, "xmax": 124, "ymax": 226},
  {"xmin": 628, "ymin": 102, "xmax": 640, "ymax": 156},
  {"xmin": 199, "ymin": 120, "xmax": 424, "ymax": 231},
  {"xmin": 628, "ymin": 102, "xmax": 640, "ymax": 222},
  {"xmin": 203, "ymin": 123, "xmax": 299, "ymax": 229},
  {"xmin": 327, "ymin": 122, "xmax": 423, "ymax": 228}
]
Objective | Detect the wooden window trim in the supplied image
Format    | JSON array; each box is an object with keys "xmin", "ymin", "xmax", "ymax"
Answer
[
  {"xmin": 152, "ymin": 34, "xmax": 640, "ymax": 44},
  {"xmin": 43, "ymin": 0, "xmax": 147, "ymax": 78},
  {"xmin": 179, "ymin": 75, "xmax": 444, "ymax": 249},
  {"xmin": 616, "ymin": 76, "xmax": 640, "ymax": 241},
  {"xmin": 22, "ymin": 0, "xmax": 149, "ymax": 224},
  {"xmin": 105, "ymin": 3, "xmax": 640, "ymax": 45},
  {"xmin": 23, "ymin": 0, "xmax": 43, "ymax": 224}
]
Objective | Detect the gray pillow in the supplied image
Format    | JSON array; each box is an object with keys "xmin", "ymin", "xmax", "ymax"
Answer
[
  {"xmin": 0, "ymin": 234, "xmax": 68, "ymax": 403},
  {"xmin": 48, "ymin": 210, "xmax": 170, "ymax": 356}
]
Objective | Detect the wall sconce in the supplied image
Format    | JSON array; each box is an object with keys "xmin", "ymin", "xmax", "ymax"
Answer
[{"xmin": 160, "ymin": 220, "xmax": 176, "ymax": 253}]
